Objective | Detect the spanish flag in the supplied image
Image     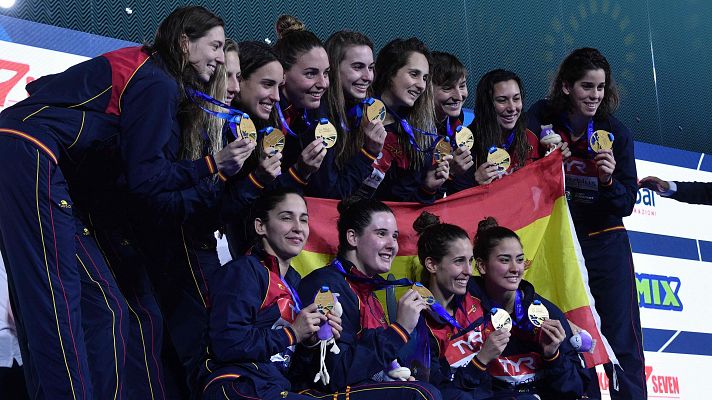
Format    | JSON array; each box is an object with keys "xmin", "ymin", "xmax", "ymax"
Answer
[{"xmin": 293, "ymin": 151, "xmax": 613, "ymax": 367}]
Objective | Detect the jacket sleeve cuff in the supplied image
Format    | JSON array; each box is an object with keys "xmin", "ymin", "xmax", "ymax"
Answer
[
  {"xmin": 387, "ymin": 323, "xmax": 410, "ymax": 344},
  {"xmin": 359, "ymin": 147, "xmax": 379, "ymax": 162},
  {"xmin": 419, "ymin": 186, "xmax": 437, "ymax": 196},
  {"xmin": 195, "ymin": 155, "xmax": 219, "ymax": 179},
  {"xmin": 543, "ymin": 349, "xmax": 560, "ymax": 363},
  {"xmin": 247, "ymin": 172, "xmax": 265, "ymax": 190},
  {"xmin": 599, "ymin": 176, "xmax": 614, "ymax": 188},
  {"xmin": 288, "ymin": 166, "xmax": 309, "ymax": 186},
  {"xmin": 283, "ymin": 326, "xmax": 297, "ymax": 346},
  {"xmin": 661, "ymin": 181, "xmax": 677, "ymax": 197},
  {"xmin": 470, "ymin": 354, "xmax": 489, "ymax": 371}
]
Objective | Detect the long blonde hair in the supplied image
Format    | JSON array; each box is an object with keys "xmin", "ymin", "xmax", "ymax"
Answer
[
  {"xmin": 324, "ymin": 30, "xmax": 374, "ymax": 170},
  {"xmin": 374, "ymin": 38, "xmax": 436, "ymax": 169},
  {"xmin": 180, "ymin": 39, "xmax": 236, "ymax": 161}
]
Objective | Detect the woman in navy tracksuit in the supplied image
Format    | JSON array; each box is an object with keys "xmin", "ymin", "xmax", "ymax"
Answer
[
  {"xmin": 429, "ymin": 52, "xmax": 474, "ymax": 194},
  {"xmin": 0, "ymin": 6, "xmax": 249, "ymax": 398},
  {"xmin": 370, "ymin": 38, "xmax": 451, "ymax": 203},
  {"xmin": 449, "ymin": 70, "xmax": 540, "ymax": 195},
  {"xmin": 130, "ymin": 38, "xmax": 257, "ymax": 398},
  {"xmin": 464, "ymin": 217, "xmax": 585, "ymax": 399},
  {"xmin": 526, "ymin": 48, "xmax": 644, "ymax": 399},
  {"xmin": 271, "ymin": 15, "xmax": 329, "ymax": 190},
  {"xmin": 294, "ymin": 198, "xmax": 442, "ymax": 400},
  {"xmin": 411, "ymin": 211, "xmax": 486, "ymax": 399},
  {"xmin": 306, "ymin": 30, "xmax": 386, "ymax": 200},
  {"xmin": 200, "ymin": 188, "xmax": 340, "ymax": 399},
  {"xmin": 222, "ymin": 39, "xmax": 329, "ymax": 257}
]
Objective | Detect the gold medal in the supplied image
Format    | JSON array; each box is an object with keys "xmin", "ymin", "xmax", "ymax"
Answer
[
  {"xmin": 412, "ymin": 282, "xmax": 435, "ymax": 306},
  {"xmin": 491, "ymin": 307, "xmax": 512, "ymax": 332},
  {"xmin": 364, "ymin": 98, "xmax": 386, "ymax": 122},
  {"xmin": 589, "ymin": 129, "xmax": 614, "ymax": 153},
  {"xmin": 239, "ymin": 114, "xmax": 257, "ymax": 142},
  {"xmin": 262, "ymin": 127, "xmax": 285, "ymax": 153},
  {"xmin": 454, "ymin": 126, "xmax": 474, "ymax": 151},
  {"xmin": 527, "ymin": 300, "xmax": 549, "ymax": 328},
  {"xmin": 314, "ymin": 118, "xmax": 338, "ymax": 149},
  {"xmin": 314, "ymin": 286, "xmax": 335, "ymax": 315},
  {"xmin": 433, "ymin": 137, "xmax": 452, "ymax": 162},
  {"xmin": 487, "ymin": 146, "xmax": 511, "ymax": 172}
]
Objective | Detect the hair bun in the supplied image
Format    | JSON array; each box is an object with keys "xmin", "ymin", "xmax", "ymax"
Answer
[
  {"xmin": 476, "ymin": 216, "xmax": 499, "ymax": 237},
  {"xmin": 337, "ymin": 195, "xmax": 361, "ymax": 215},
  {"xmin": 412, "ymin": 211, "xmax": 441, "ymax": 235},
  {"xmin": 275, "ymin": 15, "xmax": 305, "ymax": 39},
  {"xmin": 478, "ymin": 216, "xmax": 499, "ymax": 231}
]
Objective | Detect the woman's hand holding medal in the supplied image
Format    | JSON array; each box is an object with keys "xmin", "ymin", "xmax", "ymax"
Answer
[
  {"xmin": 594, "ymin": 149, "xmax": 616, "ymax": 184},
  {"xmin": 291, "ymin": 303, "xmax": 328, "ymax": 343},
  {"xmin": 214, "ymin": 138, "xmax": 256, "ymax": 177},
  {"xmin": 450, "ymin": 147, "xmax": 474, "ymax": 177},
  {"xmin": 476, "ymin": 329, "xmax": 511, "ymax": 365},
  {"xmin": 363, "ymin": 120, "xmax": 387, "ymax": 156},
  {"xmin": 295, "ymin": 139, "xmax": 327, "ymax": 180},
  {"xmin": 424, "ymin": 155, "xmax": 452, "ymax": 192},
  {"xmin": 537, "ymin": 318, "xmax": 566, "ymax": 358},
  {"xmin": 396, "ymin": 289, "xmax": 428, "ymax": 334},
  {"xmin": 254, "ymin": 148, "xmax": 282, "ymax": 183},
  {"xmin": 474, "ymin": 162, "xmax": 500, "ymax": 185}
]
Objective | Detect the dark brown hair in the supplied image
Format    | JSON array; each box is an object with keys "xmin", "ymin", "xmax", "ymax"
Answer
[
  {"xmin": 472, "ymin": 217, "xmax": 521, "ymax": 261},
  {"xmin": 547, "ymin": 47, "xmax": 619, "ymax": 120},
  {"xmin": 472, "ymin": 69, "xmax": 530, "ymax": 169}
]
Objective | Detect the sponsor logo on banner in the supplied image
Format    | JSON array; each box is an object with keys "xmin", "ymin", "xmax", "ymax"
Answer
[
  {"xmin": 633, "ymin": 187, "xmax": 658, "ymax": 217},
  {"xmin": 0, "ymin": 41, "xmax": 88, "ymax": 112},
  {"xmin": 598, "ymin": 365, "xmax": 681, "ymax": 398},
  {"xmin": 636, "ymin": 273, "xmax": 683, "ymax": 311},
  {"xmin": 0, "ymin": 59, "xmax": 33, "ymax": 108}
]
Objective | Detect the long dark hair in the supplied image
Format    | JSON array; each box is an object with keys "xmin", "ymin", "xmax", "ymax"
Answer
[
  {"xmin": 336, "ymin": 197, "xmax": 394, "ymax": 256},
  {"xmin": 145, "ymin": 6, "xmax": 224, "ymax": 92},
  {"xmin": 472, "ymin": 69, "xmax": 530, "ymax": 169},
  {"xmin": 325, "ymin": 30, "xmax": 374, "ymax": 170},
  {"xmin": 374, "ymin": 38, "xmax": 435, "ymax": 168},
  {"xmin": 547, "ymin": 47, "xmax": 619, "ymax": 120},
  {"xmin": 145, "ymin": 6, "xmax": 225, "ymax": 161}
]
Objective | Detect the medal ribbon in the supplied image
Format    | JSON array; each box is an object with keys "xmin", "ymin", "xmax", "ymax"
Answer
[
  {"xmin": 330, "ymin": 258, "xmax": 412, "ymax": 289},
  {"xmin": 258, "ymin": 126, "xmax": 275, "ymax": 136},
  {"xmin": 275, "ymin": 102, "xmax": 299, "ymax": 138},
  {"xmin": 490, "ymin": 289, "xmax": 524, "ymax": 323},
  {"xmin": 186, "ymin": 88, "xmax": 249, "ymax": 141},
  {"xmin": 585, "ymin": 119, "xmax": 595, "ymax": 154},
  {"xmin": 561, "ymin": 115, "xmax": 595, "ymax": 154},
  {"xmin": 501, "ymin": 130, "xmax": 516, "ymax": 151},
  {"xmin": 331, "ymin": 259, "xmax": 462, "ymax": 330},
  {"xmin": 279, "ymin": 275, "xmax": 302, "ymax": 314},
  {"xmin": 303, "ymin": 109, "xmax": 314, "ymax": 129},
  {"xmin": 430, "ymin": 300, "xmax": 463, "ymax": 330},
  {"xmin": 383, "ymin": 103, "xmax": 439, "ymax": 153},
  {"xmin": 344, "ymin": 97, "xmax": 381, "ymax": 133}
]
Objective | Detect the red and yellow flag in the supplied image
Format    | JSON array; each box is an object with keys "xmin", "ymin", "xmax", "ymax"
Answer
[{"xmin": 293, "ymin": 152, "xmax": 612, "ymax": 366}]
